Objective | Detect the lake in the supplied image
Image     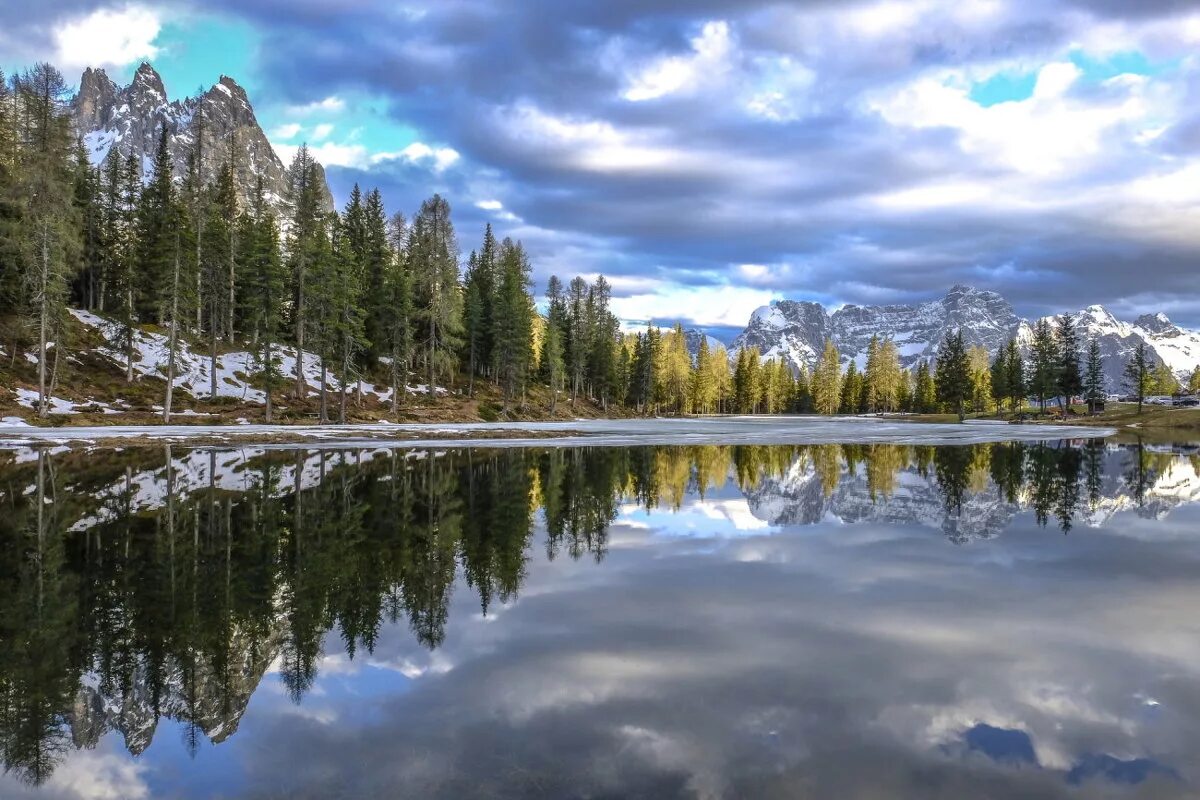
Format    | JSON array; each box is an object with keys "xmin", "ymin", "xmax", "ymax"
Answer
[{"xmin": 0, "ymin": 435, "xmax": 1197, "ymax": 798}]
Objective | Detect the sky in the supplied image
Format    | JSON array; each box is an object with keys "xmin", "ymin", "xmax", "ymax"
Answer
[{"xmin": 4, "ymin": 1, "xmax": 1200, "ymax": 334}]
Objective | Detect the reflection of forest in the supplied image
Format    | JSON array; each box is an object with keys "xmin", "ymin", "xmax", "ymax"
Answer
[{"xmin": 0, "ymin": 441, "xmax": 1191, "ymax": 784}]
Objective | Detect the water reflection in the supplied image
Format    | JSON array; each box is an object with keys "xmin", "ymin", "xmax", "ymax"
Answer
[{"xmin": 0, "ymin": 440, "xmax": 1197, "ymax": 796}]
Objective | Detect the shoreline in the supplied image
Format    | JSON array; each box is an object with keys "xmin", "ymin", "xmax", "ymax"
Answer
[{"xmin": 0, "ymin": 416, "xmax": 1117, "ymax": 450}]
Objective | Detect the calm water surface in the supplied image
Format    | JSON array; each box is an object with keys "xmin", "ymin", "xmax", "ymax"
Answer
[{"xmin": 1, "ymin": 439, "xmax": 1198, "ymax": 799}]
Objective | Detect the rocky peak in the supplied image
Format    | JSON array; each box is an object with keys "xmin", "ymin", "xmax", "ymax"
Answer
[
  {"xmin": 73, "ymin": 67, "xmax": 119, "ymax": 132},
  {"xmin": 1134, "ymin": 312, "xmax": 1178, "ymax": 336},
  {"xmin": 71, "ymin": 63, "xmax": 334, "ymax": 216}
]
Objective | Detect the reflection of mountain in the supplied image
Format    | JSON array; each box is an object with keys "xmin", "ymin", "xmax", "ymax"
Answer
[
  {"xmin": 70, "ymin": 624, "xmax": 283, "ymax": 755},
  {"xmin": 744, "ymin": 445, "xmax": 1200, "ymax": 541}
]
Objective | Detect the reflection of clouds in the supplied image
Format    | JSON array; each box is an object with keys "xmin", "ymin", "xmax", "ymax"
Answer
[
  {"xmin": 217, "ymin": 504, "xmax": 1200, "ymax": 798},
  {"xmin": 27, "ymin": 746, "xmax": 151, "ymax": 800}
]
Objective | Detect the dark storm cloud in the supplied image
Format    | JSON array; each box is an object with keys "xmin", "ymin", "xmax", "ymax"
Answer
[{"xmin": 11, "ymin": 0, "xmax": 1200, "ymax": 327}]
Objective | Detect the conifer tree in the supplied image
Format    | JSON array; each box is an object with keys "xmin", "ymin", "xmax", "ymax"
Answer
[
  {"xmin": 1189, "ymin": 365, "xmax": 1200, "ymax": 395},
  {"xmin": 914, "ymin": 359, "xmax": 936, "ymax": 413},
  {"xmin": 990, "ymin": 348, "xmax": 1010, "ymax": 412},
  {"xmin": 967, "ymin": 344, "xmax": 993, "ymax": 413},
  {"xmin": 136, "ymin": 124, "xmax": 177, "ymax": 322},
  {"xmin": 200, "ymin": 156, "xmax": 238, "ymax": 397},
  {"xmin": 286, "ymin": 145, "xmax": 323, "ymax": 399},
  {"xmin": 934, "ymin": 329, "xmax": 971, "ymax": 421},
  {"xmin": 1029, "ymin": 318, "xmax": 1059, "ymax": 412},
  {"xmin": 840, "ymin": 360, "xmax": 862, "ymax": 414},
  {"xmin": 492, "ymin": 238, "xmax": 534, "ymax": 405},
  {"xmin": 1083, "ymin": 337, "xmax": 1105, "ymax": 413},
  {"xmin": 241, "ymin": 177, "xmax": 285, "ymax": 422},
  {"xmin": 566, "ymin": 276, "xmax": 588, "ymax": 404},
  {"xmin": 812, "ymin": 339, "xmax": 841, "ymax": 415},
  {"xmin": 383, "ymin": 212, "xmax": 412, "ymax": 416},
  {"xmin": 1056, "ymin": 312, "xmax": 1083, "ymax": 411},
  {"xmin": 360, "ymin": 187, "xmax": 391, "ymax": 365},
  {"xmin": 1004, "ymin": 338, "xmax": 1026, "ymax": 411},
  {"xmin": 1123, "ymin": 342, "xmax": 1151, "ymax": 412},
  {"xmin": 793, "ymin": 365, "xmax": 811, "ymax": 413},
  {"xmin": 409, "ymin": 194, "xmax": 462, "ymax": 396},
  {"xmin": 15, "ymin": 64, "xmax": 79, "ymax": 417}
]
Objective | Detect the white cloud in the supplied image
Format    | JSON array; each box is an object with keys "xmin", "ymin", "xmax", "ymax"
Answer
[
  {"xmin": 624, "ymin": 20, "xmax": 734, "ymax": 101},
  {"xmin": 611, "ymin": 284, "xmax": 781, "ymax": 328},
  {"xmin": 45, "ymin": 748, "xmax": 150, "ymax": 800},
  {"xmin": 375, "ymin": 142, "xmax": 461, "ymax": 171},
  {"xmin": 311, "ymin": 123, "xmax": 335, "ymax": 141},
  {"xmin": 287, "ymin": 96, "xmax": 346, "ymax": 116},
  {"xmin": 475, "ymin": 199, "xmax": 504, "ymax": 211},
  {"xmin": 870, "ymin": 61, "xmax": 1149, "ymax": 176},
  {"xmin": 53, "ymin": 6, "xmax": 161, "ymax": 73},
  {"xmin": 271, "ymin": 123, "xmax": 303, "ymax": 140}
]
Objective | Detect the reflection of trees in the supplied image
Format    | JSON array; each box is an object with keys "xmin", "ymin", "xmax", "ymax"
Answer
[{"xmin": 0, "ymin": 437, "xmax": 1180, "ymax": 782}]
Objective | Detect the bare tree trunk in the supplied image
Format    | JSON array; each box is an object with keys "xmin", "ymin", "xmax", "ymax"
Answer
[
  {"xmin": 126, "ymin": 287, "xmax": 135, "ymax": 383},
  {"xmin": 38, "ymin": 227, "xmax": 49, "ymax": 418},
  {"xmin": 319, "ymin": 358, "xmax": 329, "ymax": 424},
  {"xmin": 339, "ymin": 337, "xmax": 349, "ymax": 424},
  {"xmin": 263, "ymin": 337, "xmax": 273, "ymax": 423},
  {"xmin": 163, "ymin": 239, "xmax": 182, "ymax": 423},
  {"xmin": 210, "ymin": 311, "xmax": 219, "ymax": 399}
]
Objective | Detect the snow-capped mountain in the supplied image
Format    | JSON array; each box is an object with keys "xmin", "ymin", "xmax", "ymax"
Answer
[
  {"xmin": 731, "ymin": 285, "xmax": 1200, "ymax": 387},
  {"xmin": 71, "ymin": 62, "xmax": 333, "ymax": 216},
  {"xmin": 682, "ymin": 328, "xmax": 727, "ymax": 361},
  {"xmin": 732, "ymin": 285, "xmax": 1023, "ymax": 373}
]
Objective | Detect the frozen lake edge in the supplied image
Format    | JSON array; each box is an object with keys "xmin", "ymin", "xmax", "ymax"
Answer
[{"xmin": 0, "ymin": 416, "xmax": 1117, "ymax": 450}]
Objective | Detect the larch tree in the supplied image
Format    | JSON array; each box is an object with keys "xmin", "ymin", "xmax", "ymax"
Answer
[{"xmin": 812, "ymin": 339, "xmax": 842, "ymax": 415}]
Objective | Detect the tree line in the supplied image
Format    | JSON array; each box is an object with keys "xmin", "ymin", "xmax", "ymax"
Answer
[{"xmin": 3, "ymin": 63, "xmax": 1195, "ymax": 423}]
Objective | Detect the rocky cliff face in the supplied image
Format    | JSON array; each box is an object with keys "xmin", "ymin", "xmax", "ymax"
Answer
[
  {"xmin": 729, "ymin": 286, "xmax": 1200, "ymax": 388},
  {"xmin": 71, "ymin": 62, "xmax": 333, "ymax": 218}
]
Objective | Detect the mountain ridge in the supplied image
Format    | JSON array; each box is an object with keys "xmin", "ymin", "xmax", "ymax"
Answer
[{"xmin": 723, "ymin": 285, "xmax": 1199, "ymax": 389}]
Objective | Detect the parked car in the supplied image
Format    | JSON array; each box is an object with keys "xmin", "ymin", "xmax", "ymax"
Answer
[{"xmin": 1173, "ymin": 396, "xmax": 1199, "ymax": 407}]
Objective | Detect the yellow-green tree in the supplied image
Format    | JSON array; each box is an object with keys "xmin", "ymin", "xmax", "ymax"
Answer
[
  {"xmin": 967, "ymin": 344, "xmax": 994, "ymax": 412},
  {"xmin": 812, "ymin": 339, "xmax": 841, "ymax": 415}
]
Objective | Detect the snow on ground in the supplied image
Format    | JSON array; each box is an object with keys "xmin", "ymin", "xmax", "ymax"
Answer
[
  {"xmin": 67, "ymin": 309, "xmax": 444, "ymax": 405},
  {"xmin": 0, "ymin": 416, "xmax": 1115, "ymax": 451}
]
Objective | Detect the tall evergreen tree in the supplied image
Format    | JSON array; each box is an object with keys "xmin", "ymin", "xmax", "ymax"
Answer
[
  {"xmin": 1029, "ymin": 318, "xmax": 1060, "ymax": 412},
  {"xmin": 913, "ymin": 360, "xmax": 936, "ymax": 413},
  {"xmin": 492, "ymin": 238, "xmax": 534, "ymax": 405},
  {"xmin": 1083, "ymin": 337, "xmax": 1105, "ymax": 413},
  {"xmin": 812, "ymin": 339, "xmax": 841, "ymax": 415},
  {"xmin": 409, "ymin": 194, "xmax": 462, "ymax": 396},
  {"xmin": 135, "ymin": 124, "xmax": 177, "ymax": 322},
  {"xmin": 1056, "ymin": 312, "xmax": 1083, "ymax": 411},
  {"xmin": 240, "ymin": 177, "xmax": 285, "ymax": 422},
  {"xmin": 934, "ymin": 329, "xmax": 971, "ymax": 421},
  {"xmin": 1005, "ymin": 338, "xmax": 1026, "ymax": 411},
  {"xmin": 1123, "ymin": 341, "xmax": 1151, "ymax": 413}
]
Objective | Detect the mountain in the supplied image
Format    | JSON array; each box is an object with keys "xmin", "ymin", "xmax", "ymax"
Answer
[
  {"xmin": 731, "ymin": 285, "xmax": 1023, "ymax": 373},
  {"xmin": 682, "ymin": 328, "xmax": 726, "ymax": 361},
  {"xmin": 731, "ymin": 286, "xmax": 1200, "ymax": 389},
  {"xmin": 71, "ymin": 62, "xmax": 333, "ymax": 217}
]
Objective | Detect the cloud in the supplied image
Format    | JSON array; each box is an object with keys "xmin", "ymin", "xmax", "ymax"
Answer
[
  {"xmin": 623, "ymin": 20, "xmax": 734, "ymax": 101},
  {"xmin": 271, "ymin": 122, "xmax": 303, "ymax": 139},
  {"xmin": 311, "ymin": 122, "xmax": 335, "ymax": 141},
  {"xmin": 286, "ymin": 95, "xmax": 346, "ymax": 115},
  {"xmin": 52, "ymin": 5, "xmax": 161, "ymax": 73},
  {"xmin": 376, "ymin": 142, "xmax": 461, "ymax": 172}
]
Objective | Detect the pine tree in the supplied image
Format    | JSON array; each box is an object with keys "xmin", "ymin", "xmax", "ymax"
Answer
[
  {"xmin": 241, "ymin": 177, "xmax": 285, "ymax": 422},
  {"xmin": 15, "ymin": 64, "xmax": 80, "ymax": 417},
  {"xmin": 286, "ymin": 145, "xmax": 323, "ymax": 400},
  {"xmin": 360, "ymin": 187, "xmax": 391, "ymax": 366},
  {"xmin": 934, "ymin": 329, "xmax": 971, "ymax": 421},
  {"xmin": 812, "ymin": 339, "xmax": 841, "ymax": 415},
  {"xmin": 492, "ymin": 238, "xmax": 535, "ymax": 405},
  {"xmin": 383, "ymin": 212, "xmax": 412, "ymax": 416},
  {"xmin": 200, "ymin": 156, "xmax": 238, "ymax": 397},
  {"xmin": 913, "ymin": 360, "xmax": 936, "ymax": 413},
  {"xmin": 793, "ymin": 365, "xmax": 811, "ymax": 413},
  {"xmin": 585, "ymin": 277, "xmax": 620, "ymax": 408},
  {"xmin": 1189, "ymin": 365, "xmax": 1200, "ymax": 395},
  {"xmin": 1083, "ymin": 337, "xmax": 1105, "ymax": 413},
  {"xmin": 1005, "ymin": 338, "xmax": 1026, "ymax": 411},
  {"xmin": 136, "ymin": 124, "xmax": 177, "ymax": 322},
  {"xmin": 409, "ymin": 194, "xmax": 462, "ymax": 396},
  {"xmin": 863, "ymin": 335, "xmax": 881, "ymax": 412},
  {"xmin": 566, "ymin": 276, "xmax": 588, "ymax": 405},
  {"xmin": 1056, "ymin": 312, "xmax": 1083, "ymax": 411},
  {"xmin": 840, "ymin": 360, "xmax": 862, "ymax": 414},
  {"xmin": 1150, "ymin": 362, "xmax": 1179, "ymax": 396},
  {"xmin": 967, "ymin": 345, "xmax": 993, "ymax": 413},
  {"xmin": 1029, "ymin": 318, "xmax": 1059, "ymax": 412},
  {"xmin": 1123, "ymin": 341, "xmax": 1150, "ymax": 413},
  {"xmin": 990, "ymin": 348, "xmax": 1010, "ymax": 412}
]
